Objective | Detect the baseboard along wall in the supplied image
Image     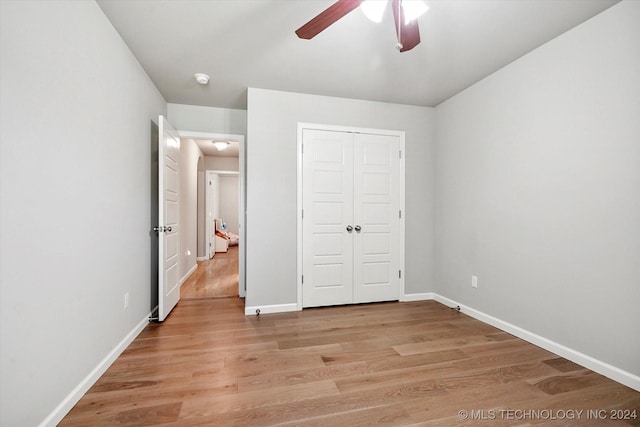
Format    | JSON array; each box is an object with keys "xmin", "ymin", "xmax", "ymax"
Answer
[{"xmin": 39, "ymin": 314, "xmax": 151, "ymax": 427}]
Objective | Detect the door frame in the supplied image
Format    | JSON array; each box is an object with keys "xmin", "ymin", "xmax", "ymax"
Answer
[
  {"xmin": 296, "ymin": 122, "xmax": 405, "ymax": 310},
  {"xmin": 205, "ymin": 171, "xmax": 220, "ymax": 259},
  {"xmin": 178, "ymin": 130, "xmax": 246, "ymax": 299}
]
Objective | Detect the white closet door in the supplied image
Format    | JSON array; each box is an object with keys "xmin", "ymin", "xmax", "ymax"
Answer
[
  {"xmin": 302, "ymin": 129, "xmax": 354, "ymax": 308},
  {"xmin": 353, "ymin": 133, "xmax": 401, "ymax": 303}
]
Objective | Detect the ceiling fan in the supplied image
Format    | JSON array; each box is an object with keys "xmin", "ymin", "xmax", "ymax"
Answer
[{"xmin": 295, "ymin": 0, "xmax": 429, "ymax": 52}]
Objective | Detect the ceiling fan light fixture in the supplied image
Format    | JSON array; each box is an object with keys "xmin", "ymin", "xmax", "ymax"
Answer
[
  {"xmin": 213, "ymin": 141, "xmax": 229, "ymax": 151},
  {"xmin": 361, "ymin": 0, "xmax": 389, "ymax": 23},
  {"xmin": 401, "ymin": 0, "xmax": 429, "ymax": 24}
]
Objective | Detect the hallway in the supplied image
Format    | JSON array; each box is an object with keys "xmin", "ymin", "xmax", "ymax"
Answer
[{"xmin": 181, "ymin": 246, "xmax": 239, "ymax": 299}]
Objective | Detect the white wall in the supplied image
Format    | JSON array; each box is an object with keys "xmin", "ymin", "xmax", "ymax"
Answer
[
  {"xmin": 0, "ymin": 1, "xmax": 167, "ymax": 426},
  {"xmin": 247, "ymin": 88, "xmax": 435, "ymax": 308},
  {"xmin": 205, "ymin": 156, "xmax": 239, "ymax": 172},
  {"xmin": 219, "ymin": 175, "xmax": 240, "ymax": 235},
  {"xmin": 168, "ymin": 103, "xmax": 247, "ymax": 135},
  {"xmin": 435, "ymin": 0, "xmax": 640, "ymax": 376},
  {"xmin": 179, "ymin": 139, "xmax": 204, "ymax": 278}
]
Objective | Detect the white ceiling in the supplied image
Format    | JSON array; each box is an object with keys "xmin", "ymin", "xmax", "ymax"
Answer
[{"xmin": 97, "ymin": 0, "xmax": 619, "ymax": 110}]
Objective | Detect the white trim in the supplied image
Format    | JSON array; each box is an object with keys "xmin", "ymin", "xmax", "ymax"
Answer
[
  {"xmin": 179, "ymin": 263, "xmax": 198, "ymax": 286},
  {"xmin": 398, "ymin": 135, "xmax": 405, "ymax": 302},
  {"xmin": 237, "ymin": 135, "xmax": 246, "ymax": 299},
  {"xmin": 296, "ymin": 122, "xmax": 406, "ymax": 310},
  {"xmin": 207, "ymin": 170, "xmax": 239, "ymax": 176},
  {"xmin": 177, "ymin": 130, "xmax": 243, "ymax": 143},
  {"xmin": 296, "ymin": 124, "xmax": 304, "ymax": 310},
  {"xmin": 297, "ymin": 122, "xmax": 406, "ymax": 137},
  {"xmin": 245, "ymin": 303, "xmax": 299, "ymax": 316},
  {"xmin": 205, "ymin": 170, "xmax": 218, "ymax": 260},
  {"xmin": 38, "ymin": 314, "xmax": 150, "ymax": 427},
  {"xmin": 400, "ymin": 292, "xmax": 435, "ymax": 302},
  {"xmin": 430, "ymin": 294, "xmax": 640, "ymax": 392},
  {"xmin": 196, "ymin": 256, "xmax": 209, "ymax": 261}
]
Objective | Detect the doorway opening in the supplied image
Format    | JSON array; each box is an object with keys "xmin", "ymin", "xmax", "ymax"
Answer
[{"xmin": 178, "ymin": 131, "xmax": 246, "ymax": 301}]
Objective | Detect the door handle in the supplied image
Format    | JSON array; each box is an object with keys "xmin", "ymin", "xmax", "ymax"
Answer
[
  {"xmin": 355, "ymin": 225, "xmax": 362, "ymax": 233},
  {"xmin": 165, "ymin": 226, "xmax": 172, "ymax": 232},
  {"xmin": 346, "ymin": 225, "xmax": 353, "ymax": 233},
  {"xmin": 153, "ymin": 226, "xmax": 161, "ymax": 232}
]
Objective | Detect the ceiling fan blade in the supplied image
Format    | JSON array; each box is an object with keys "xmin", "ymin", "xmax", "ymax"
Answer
[
  {"xmin": 295, "ymin": 0, "xmax": 363, "ymax": 40},
  {"xmin": 391, "ymin": 0, "xmax": 421, "ymax": 52}
]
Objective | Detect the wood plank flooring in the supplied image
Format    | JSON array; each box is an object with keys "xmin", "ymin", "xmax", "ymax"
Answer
[
  {"xmin": 61, "ymin": 299, "xmax": 639, "ymax": 426},
  {"xmin": 181, "ymin": 246, "xmax": 238, "ymax": 299}
]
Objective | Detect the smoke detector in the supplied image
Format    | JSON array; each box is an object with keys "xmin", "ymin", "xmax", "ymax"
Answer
[{"xmin": 195, "ymin": 73, "xmax": 210, "ymax": 85}]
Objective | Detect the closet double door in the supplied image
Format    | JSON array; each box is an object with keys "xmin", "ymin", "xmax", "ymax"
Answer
[{"xmin": 302, "ymin": 129, "xmax": 402, "ymax": 308}]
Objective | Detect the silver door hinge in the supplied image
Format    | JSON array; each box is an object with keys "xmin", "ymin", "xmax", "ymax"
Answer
[
  {"xmin": 399, "ymin": 210, "xmax": 402, "ymax": 219},
  {"xmin": 301, "ymin": 144, "xmax": 304, "ymax": 154},
  {"xmin": 302, "ymin": 209, "xmax": 304, "ymax": 218},
  {"xmin": 399, "ymin": 270, "xmax": 402, "ymax": 279},
  {"xmin": 399, "ymin": 150, "xmax": 402, "ymax": 159},
  {"xmin": 302, "ymin": 275, "xmax": 304, "ymax": 284}
]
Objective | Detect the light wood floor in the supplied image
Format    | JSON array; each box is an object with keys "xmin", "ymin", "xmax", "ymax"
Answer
[
  {"xmin": 181, "ymin": 246, "xmax": 239, "ymax": 299},
  {"xmin": 61, "ymin": 299, "xmax": 639, "ymax": 426}
]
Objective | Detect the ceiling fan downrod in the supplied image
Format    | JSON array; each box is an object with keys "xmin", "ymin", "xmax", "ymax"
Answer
[{"xmin": 396, "ymin": 0, "xmax": 403, "ymax": 50}]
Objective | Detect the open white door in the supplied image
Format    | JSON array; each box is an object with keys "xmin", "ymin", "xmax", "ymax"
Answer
[
  {"xmin": 206, "ymin": 172, "xmax": 220, "ymax": 259},
  {"xmin": 158, "ymin": 115, "xmax": 180, "ymax": 321}
]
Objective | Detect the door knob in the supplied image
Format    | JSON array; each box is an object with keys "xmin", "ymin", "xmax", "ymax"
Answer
[
  {"xmin": 165, "ymin": 226, "xmax": 172, "ymax": 232},
  {"xmin": 355, "ymin": 225, "xmax": 362, "ymax": 232},
  {"xmin": 153, "ymin": 226, "xmax": 161, "ymax": 232},
  {"xmin": 346, "ymin": 225, "xmax": 353, "ymax": 233}
]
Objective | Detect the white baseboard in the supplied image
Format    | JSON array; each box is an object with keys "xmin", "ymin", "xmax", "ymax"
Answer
[
  {"xmin": 179, "ymin": 263, "xmax": 198, "ymax": 286},
  {"xmin": 39, "ymin": 314, "xmax": 150, "ymax": 427},
  {"xmin": 431, "ymin": 293, "xmax": 640, "ymax": 392},
  {"xmin": 401, "ymin": 292, "xmax": 435, "ymax": 302},
  {"xmin": 196, "ymin": 256, "xmax": 208, "ymax": 261},
  {"xmin": 245, "ymin": 303, "xmax": 299, "ymax": 316}
]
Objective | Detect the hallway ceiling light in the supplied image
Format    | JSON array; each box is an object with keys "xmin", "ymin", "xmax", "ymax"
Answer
[{"xmin": 213, "ymin": 141, "xmax": 229, "ymax": 151}]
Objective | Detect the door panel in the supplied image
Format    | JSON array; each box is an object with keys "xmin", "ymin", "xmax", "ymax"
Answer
[
  {"xmin": 353, "ymin": 133, "xmax": 400, "ymax": 303},
  {"xmin": 363, "ymin": 173, "xmax": 390, "ymax": 195},
  {"xmin": 302, "ymin": 129, "xmax": 354, "ymax": 307},
  {"xmin": 158, "ymin": 115, "xmax": 180, "ymax": 322},
  {"xmin": 363, "ymin": 232, "xmax": 390, "ymax": 254}
]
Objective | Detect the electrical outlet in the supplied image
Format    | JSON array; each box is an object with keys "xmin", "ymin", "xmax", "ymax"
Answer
[
  {"xmin": 471, "ymin": 275, "xmax": 478, "ymax": 288},
  {"xmin": 124, "ymin": 293, "xmax": 129, "ymax": 309}
]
